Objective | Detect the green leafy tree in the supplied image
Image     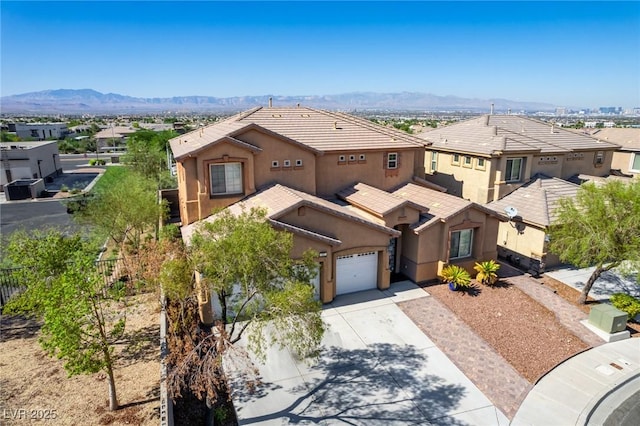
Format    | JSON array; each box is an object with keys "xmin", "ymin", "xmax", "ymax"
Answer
[
  {"xmin": 549, "ymin": 179, "xmax": 640, "ymax": 304},
  {"xmin": 3, "ymin": 230, "xmax": 126, "ymax": 411},
  {"xmin": 74, "ymin": 169, "xmax": 167, "ymax": 253},
  {"xmin": 171, "ymin": 207, "xmax": 324, "ymax": 404},
  {"xmin": 1, "ymin": 131, "xmax": 20, "ymax": 142},
  {"xmin": 123, "ymin": 129, "xmax": 177, "ymax": 188}
]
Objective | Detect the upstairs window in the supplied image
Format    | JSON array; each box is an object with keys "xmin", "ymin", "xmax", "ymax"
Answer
[
  {"xmin": 450, "ymin": 229, "xmax": 473, "ymax": 260},
  {"xmin": 210, "ymin": 163, "xmax": 242, "ymax": 195},
  {"xmin": 630, "ymin": 153, "xmax": 640, "ymax": 173},
  {"xmin": 476, "ymin": 158, "xmax": 486, "ymax": 169},
  {"xmin": 505, "ymin": 158, "xmax": 523, "ymax": 182},
  {"xmin": 452, "ymin": 153, "xmax": 460, "ymax": 165},
  {"xmin": 463, "ymin": 155, "xmax": 472, "ymax": 167},
  {"xmin": 594, "ymin": 151, "xmax": 604, "ymax": 166},
  {"xmin": 430, "ymin": 151, "xmax": 438, "ymax": 172},
  {"xmin": 387, "ymin": 152, "xmax": 398, "ymax": 169}
]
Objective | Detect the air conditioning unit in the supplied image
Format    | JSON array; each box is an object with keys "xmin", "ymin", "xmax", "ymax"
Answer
[{"xmin": 588, "ymin": 304, "xmax": 628, "ymax": 333}]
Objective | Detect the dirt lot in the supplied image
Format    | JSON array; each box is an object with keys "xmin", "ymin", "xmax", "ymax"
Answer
[{"xmin": 0, "ymin": 292, "xmax": 160, "ymax": 425}]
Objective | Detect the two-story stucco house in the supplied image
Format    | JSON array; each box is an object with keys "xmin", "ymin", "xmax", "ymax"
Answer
[
  {"xmin": 418, "ymin": 115, "xmax": 620, "ymax": 204},
  {"xmin": 484, "ymin": 174, "xmax": 581, "ymax": 275},
  {"xmin": 171, "ymin": 105, "xmax": 501, "ymax": 303}
]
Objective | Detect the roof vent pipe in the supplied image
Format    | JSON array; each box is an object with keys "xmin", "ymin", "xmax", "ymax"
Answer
[
  {"xmin": 494, "ymin": 126, "xmax": 498, "ymax": 135},
  {"xmin": 269, "ymin": 97, "xmax": 273, "ymax": 108},
  {"xmin": 508, "ymin": 108, "xmax": 511, "ymax": 115},
  {"xmin": 297, "ymin": 103, "xmax": 300, "ymax": 108},
  {"xmin": 550, "ymin": 124, "xmax": 555, "ymax": 134},
  {"xmin": 333, "ymin": 121, "xmax": 338, "ymax": 130},
  {"xmin": 490, "ymin": 103, "xmax": 494, "ymax": 115}
]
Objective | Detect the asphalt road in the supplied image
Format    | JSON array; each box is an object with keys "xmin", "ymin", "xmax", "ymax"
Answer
[
  {"xmin": 0, "ymin": 198, "xmax": 90, "ymax": 240},
  {"xmin": 0, "ymin": 154, "xmax": 109, "ymax": 242}
]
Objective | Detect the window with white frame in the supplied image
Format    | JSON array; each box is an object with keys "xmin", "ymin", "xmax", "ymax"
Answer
[
  {"xmin": 430, "ymin": 151, "xmax": 438, "ymax": 172},
  {"xmin": 210, "ymin": 163, "xmax": 242, "ymax": 195},
  {"xmin": 387, "ymin": 152, "xmax": 398, "ymax": 169},
  {"xmin": 452, "ymin": 153, "xmax": 460, "ymax": 165},
  {"xmin": 630, "ymin": 153, "xmax": 640, "ymax": 173},
  {"xmin": 450, "ymin": 229, "xmax": 473, "ymax": 259},
  {"xmin": 463, "ymin": 155, "xmax": 472, "ymax": 167},
  {"xmin": 505, "ymin": 158, "xmax": 523, "ymax": 182},
  {"xmin": 476, "ymin": 158, "xmax": 486, "ymax": 169}
]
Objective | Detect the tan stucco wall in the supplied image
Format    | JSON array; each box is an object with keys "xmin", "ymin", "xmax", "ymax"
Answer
[
  {"xmin": 425, "ymin": 150, "xmax": 494, "ymax": 202},
  {"xmin": 280, "ymin": 206, "xmax": 394, "ymax": 302},
  {"xmin": 611, "ymin": 151, "xmax": 639, "ymax": 175},
  {"xmin": 561, "ymin": 150, "xmax": 614, "ymax": 179},
  {"xmin": 315, "ymin": 150, "xmax": 419, "ymax": 197},
  {"xmin": 496, "ymin": 221, "xmax": 546, "ymax": 268},
  {"xmin": 398, "ymin": 207, "xmax": 499, "ymax": 283},
  {"xmin": 177, "ymin": 141, "xmax": 257, "ymax": 224},
  {"xmin": 382, "ymin": 206, "xmax": 421, "ymax": 228},
  {"xmin": 239, "ymin": 129, "xmax": 318, "ymax": 193}
]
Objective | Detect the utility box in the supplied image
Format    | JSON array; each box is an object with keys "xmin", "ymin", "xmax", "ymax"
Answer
[{"xmin": 589, "ymin": 304, "xmax": 628, "ymax": 333}]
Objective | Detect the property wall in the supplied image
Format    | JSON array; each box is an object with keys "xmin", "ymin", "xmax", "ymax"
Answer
[
  {"xmin": 424, "ymin": 150, "xmax": 493, "ymax": 203},
  {"xmin": 315, "ymin": 149, "xmax": 418, "ymax": 197}
]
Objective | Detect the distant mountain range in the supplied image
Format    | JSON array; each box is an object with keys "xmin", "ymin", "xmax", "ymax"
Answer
[{"xmin": 0, "ymin": 88, "xmax": 558, "ymax": 114}]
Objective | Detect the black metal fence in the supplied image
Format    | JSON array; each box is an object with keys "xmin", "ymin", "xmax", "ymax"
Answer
[{"xmin": 0, "ymin": 259, "xmax": 123, "ymax": 310}]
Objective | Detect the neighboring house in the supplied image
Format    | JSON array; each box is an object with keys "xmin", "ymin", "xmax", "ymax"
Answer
[
  {"xmin": 418, "ymin": 115, "xmax": 619, "ymax": 204},
  {"xmin": 1, "ymin": 141, "xmax": 61, "ymax": 189},
  {"xmin": 14, "ymin": 123, "xmax": 69, "ymax": 141},
  {"xmin": 581, "ymin": 128, "xmax": 640, "ymax": 177},
  {"xmin": 171, "ymin": 105, "xmax": 500, "ymax": 303},
  {"xmin": 484, "ymin": 175, "xmax": 580, "ymax": 275},
  {"xmin": 94, "ymin": 126, "xmax": 138, "ymax": 145}
]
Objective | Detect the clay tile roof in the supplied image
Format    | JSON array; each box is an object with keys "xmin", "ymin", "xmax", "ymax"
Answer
[
  {"xmin": 337, "ymin": 182, "xmax": 411, "ymax": 216},
  {"xmin": 575, "ymin": 128, "xmax": 640, "ymax": 151},
  {"xmin": 419, "ymin": 115, "xmax": 619, "ymax": 156},
  {"xmin": 169, "ymin": 121, "xmax": 253, "ymax": 159},
  {"xmin": 181, "ymin": 183, "xmax": 400, "ymax": 244},
  {"xmin": 393, "ymin": 182, "xmax": 473, "ymax": 231},
  {"xmin": 485, "ymin": 175, "xmax": 580, "ymax": 227},
  {"xmin": 170, "ymin": 106, "xmax": 427, "ymax": 159}
]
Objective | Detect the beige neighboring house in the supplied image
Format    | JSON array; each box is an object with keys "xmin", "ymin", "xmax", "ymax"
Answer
[
  {"xmin": 171, "ymin": 105, "xmax": 501, "ymax": 303},
  {"xmin": 581, "ymin": 128, "xmax": 640, "ymax": 177},
  {"xmin": 94, "ymin": 126, "xmax": 138, "ymax": 145},
  {"xmin": 418, "ymin": 115, "xmax": 619, "ymax": 204},
  {"xmin": 484, "ymin": 175, "xmax": 580, "ymax": 275}
]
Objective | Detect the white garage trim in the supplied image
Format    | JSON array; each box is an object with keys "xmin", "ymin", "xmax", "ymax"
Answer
[{"xmin": 336, "ymin": 251, "xmax": 378, "ymax": 295}]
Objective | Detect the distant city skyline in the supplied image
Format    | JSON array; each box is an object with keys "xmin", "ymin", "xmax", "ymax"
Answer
[{"xmin": 1, "ymin": 1, "xmax": 639, "ymax": 108}]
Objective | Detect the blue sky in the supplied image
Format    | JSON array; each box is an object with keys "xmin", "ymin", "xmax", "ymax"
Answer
[{"xmin": 1, "ymin": 1, "xmax": 639, "ymax": 107}]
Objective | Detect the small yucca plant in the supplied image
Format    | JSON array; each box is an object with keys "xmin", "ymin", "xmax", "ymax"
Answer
[
  {"xmin": 474, "ymin": 260, "xmax": 500, "ymax": 286},
  {"xmin": 439, "ymin": 265, "xmax": 471, "ymax": 289}
]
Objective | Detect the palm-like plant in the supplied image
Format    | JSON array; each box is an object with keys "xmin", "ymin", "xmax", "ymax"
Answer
[
  {"xmin": 474, "ymin": 260, "xmax": 500, "ymax": 286},
  {"xmin": 439, "ymin": 265, "xmax": 471, "ymax": 290}
]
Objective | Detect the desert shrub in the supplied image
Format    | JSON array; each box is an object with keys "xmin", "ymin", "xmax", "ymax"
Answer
[
  {"xmin": 439, "ymin": 265, "xmax": 471, "ymax": 289},
  {"xmin": 474, "ymin": 260, "xmax": 500, "ymax": 285},
  {"xmin": 60, "ymin": 185, "xmax": 69, "ymax": 192},
  {"xmin": 611, "ymin": 293, "xmax": 640, "ymax": 320}
]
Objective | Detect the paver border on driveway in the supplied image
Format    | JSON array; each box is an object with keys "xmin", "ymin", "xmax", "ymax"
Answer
[{"xmin": 226, "ymin": 281, "xmax": 509, "ymax": 425}]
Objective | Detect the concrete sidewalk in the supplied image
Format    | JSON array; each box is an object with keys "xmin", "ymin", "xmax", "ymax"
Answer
[
  {"xmin": 546, "ymin": 265, "xmax": 640, "ymax": 301},
  {"xmin": 227, "ymin": 281, "xmax": 509, "ymax": 425},
  {"xmin": 512, "ymin": 338, "xmax": 640, "ymax": 425}
]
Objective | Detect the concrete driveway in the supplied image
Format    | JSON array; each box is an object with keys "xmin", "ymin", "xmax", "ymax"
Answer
[{"xmin": 227, "ymin": 281, "xmax": 509, "ymax": 425}]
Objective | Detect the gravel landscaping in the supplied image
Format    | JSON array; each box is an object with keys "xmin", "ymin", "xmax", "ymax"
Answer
[{"xmin": 422, "ymin": 280, "xmax": 589, "ymax": 383}]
